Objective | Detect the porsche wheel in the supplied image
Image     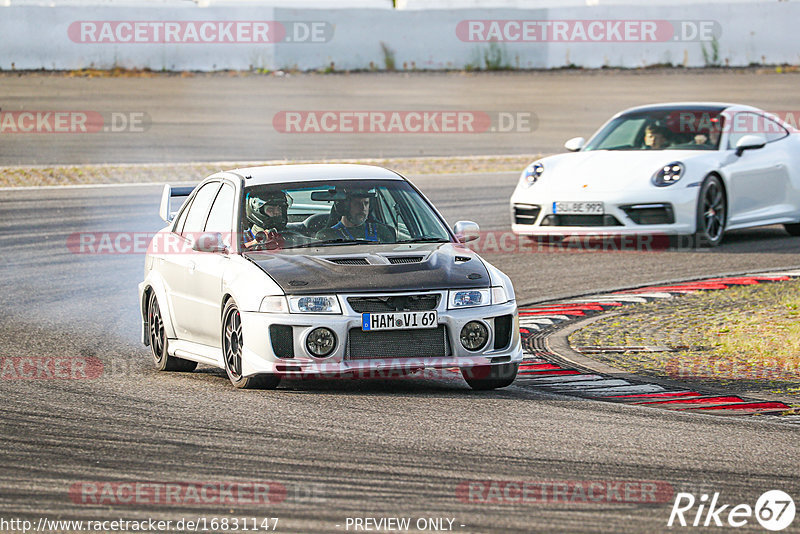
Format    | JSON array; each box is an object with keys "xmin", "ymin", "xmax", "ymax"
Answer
[
  {"xmin": 222, "ymin": 299, "xmax": 280, "ymax": 390},
  {"xmin": 461, "ymin": 363, "xmax": 519, "ymax": 391},
  {"xmin": 784, "ymin": 223, "xmax": 800, "ymax": 236},
  {"xmin": 694, "ymin": 176, "xmax": 726, "ymax": 247},
  {"xmin": 147, "ymin": 292, "xmax": 197, "ymax": 372}
]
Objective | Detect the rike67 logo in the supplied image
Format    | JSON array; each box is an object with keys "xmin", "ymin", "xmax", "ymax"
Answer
[{"xmin": 668, "ymin": 490, "xmax": 795, "ymax": 531}]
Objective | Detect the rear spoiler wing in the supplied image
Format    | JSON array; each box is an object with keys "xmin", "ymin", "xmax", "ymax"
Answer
[{"xmin": 159, "ymin": 185, "xmax": 195, "ymax": 223}]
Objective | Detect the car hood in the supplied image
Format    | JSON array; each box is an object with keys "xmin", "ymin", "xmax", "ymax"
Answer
[
  {"xmin": 536, "ymin": 150, "xmax": 713, "ymax": 192},
  {"xmin": 243, "ymin": 242, "xmax": 490, "ymax": 295}
]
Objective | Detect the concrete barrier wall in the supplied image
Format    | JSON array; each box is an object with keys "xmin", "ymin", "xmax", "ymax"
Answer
[{"xmin": 0, "ymin": 3, "xmax": 798, "ymax": 71}]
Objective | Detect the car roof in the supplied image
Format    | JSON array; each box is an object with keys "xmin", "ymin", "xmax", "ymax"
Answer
[
  {"xmin": 616, "ymin": 102, "xmax": 756, "ymax": 116},
  {"xmin": 224, "ymin": 163, "xmax": 404, "ymax": 186}
]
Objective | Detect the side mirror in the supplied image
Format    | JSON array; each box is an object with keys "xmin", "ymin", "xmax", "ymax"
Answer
[
  {"xmin": 564, "ymin": 137, "xmax": 585, "ymax": 152},
  {"xmin": 735, "ymin": 135, "xmax": 766, "ymax": 157},
  {"xmin": 191, "ymin": 232, "xmax": 228, "ymax": 253},
  {"xmin": 453, "ymin": 221, "xmax": 480, "ymax": 243}
]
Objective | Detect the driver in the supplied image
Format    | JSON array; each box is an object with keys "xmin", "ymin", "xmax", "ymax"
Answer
[
  {"xmin": 243, "ymin": 190, "xmax": 295, "ymax": 249},
  {"xmin": 643, "ymin": 123, "xmax": 670, "ymax": 150},
  {"xmin": 316, "ymin": 187, "xmax": 396, "ymax": 243}
]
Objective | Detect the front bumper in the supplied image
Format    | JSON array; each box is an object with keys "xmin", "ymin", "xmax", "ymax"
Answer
[
  {"xmin": 510, "ymin": 185, "xmax": 698, "ymax": 237},
  {"xmin": 237, "ymin": 291, "xmax": 522, "ymax": 378}
]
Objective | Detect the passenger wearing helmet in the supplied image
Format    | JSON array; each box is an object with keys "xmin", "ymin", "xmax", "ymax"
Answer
[
  {"xmin": 243, "ymin": 190, "xmax": 297, "ymax": 249},
  {"xmin": 316, "ymin": 187, "xmax": 396, "ymax": 243}
]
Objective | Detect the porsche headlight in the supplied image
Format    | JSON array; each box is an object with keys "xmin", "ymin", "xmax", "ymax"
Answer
[
  {"xmin": 653, "ymin": 162, "xmax": 684, "ymax": 187},
  {"xmin": 287, "ymin": 295, "xmax": 342, "ymax": 314},
  {"xmin": 521, "ymin": 162, "xmax": 544, "ymax": 186}
]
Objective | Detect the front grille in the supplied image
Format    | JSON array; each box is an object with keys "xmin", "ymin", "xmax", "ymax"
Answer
[
  {"xmin": 493, "ymin": 314, "xmax": 513, "ymax": 350},
  {"xmin": 348, "ymin": 294, "xmax": 440, "ymax": 313},
  {"xmin": 347, "ymin": 326, "xmax": 451, "ymax": 360},
  {"xmin": 269, "ymin": 325, "xmax": 294, "ymax": 359},
  {"xmin": 620, "ymin": 204, "xmax": 675, "ymax": 225},
  {"xmin": 327, "ymin": 258, "xmax": 369, "ymax": 265},
  {"xmin": 514, "ymin": 204, "xmax": 542, "ymax": 225},
  {"xmin": 540, "ymin": 214, "xmax": 623, "ymax": 227},
  {"xmin": 387, "ymin": 256, "xmax": 424, "ymax": 264}
]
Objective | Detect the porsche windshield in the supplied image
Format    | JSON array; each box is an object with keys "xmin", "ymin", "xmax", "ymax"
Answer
[
  {"xmin": 241, "ymin": 179, "xmax": 452, "ymax": 250},
  {"xmin": 583, "ymin": 109, "xmax": 725, "ymax": 151}
]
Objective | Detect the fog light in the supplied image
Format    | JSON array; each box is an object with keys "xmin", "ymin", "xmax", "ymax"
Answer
[
  {"xmin": 460, "ymin": 321, "xmax": 489, "ymax": 351},
  {"xmin": 306, "ymin": 327, "xmax": 336, "ymax": 357}
]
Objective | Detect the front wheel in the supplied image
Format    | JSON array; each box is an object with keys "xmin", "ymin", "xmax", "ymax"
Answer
[
  {"xmin": 461, "ymin": 363, "xmax": 519, "ymax": 390},
  {"xmin": 693, "ymin": 176, "xmax": 727, "ymax": 247},
  {"xmin": 784, "ymin": 223, "xmax": 800, "ymax": 236},
  {"xmin": 222, "ymin": 299, "xmax": 281, "ymax": 390},
  {"xmin": 147, "ymin": 292, "xmax": 197, "ymax": 372}
]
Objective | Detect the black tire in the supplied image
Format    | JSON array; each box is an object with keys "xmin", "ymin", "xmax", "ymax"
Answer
[
  {"xmin": 693, "ymin": 175, "xmax": 727, "ymax": 247},
  {"xmin": 784, "ymin": 223, "xmax": 800, "ymax": 236},
  {"xmin": 461, "ymin": 362, "xmax": 519, "ymax": 390},
  {"xmin": 222, "ymin": 299, "xmax": 281, "ymax": 390},
  {"xmin": 147, "ymin": 292, "xmax": 197, "ymax": 372}
]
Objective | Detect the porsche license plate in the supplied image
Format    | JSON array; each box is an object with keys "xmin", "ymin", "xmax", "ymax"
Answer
[
  {"xmin": 553, "ymin": 201, "xmax": 604, "ymax": 215},
  {"xmin": 362, "ymin": 311, "xmax": 438, "ymax": 331}
]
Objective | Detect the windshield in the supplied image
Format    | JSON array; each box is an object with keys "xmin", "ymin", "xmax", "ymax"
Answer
[
  {"xmin": 583, "ymin": 109, "xmax": 725, "ymax": 151},
  {"xmin": 240, "ymin": 179, "xmax": 452, "ymax": 250}
]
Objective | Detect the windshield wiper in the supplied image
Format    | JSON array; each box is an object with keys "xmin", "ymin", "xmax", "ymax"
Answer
[
  {"xmin": 395, "ymin": 236, "xmax": 451, "ymax": 244},
  {"xmin": 282, "ymin": 238, "xmax": 374, "ymax": 249}
]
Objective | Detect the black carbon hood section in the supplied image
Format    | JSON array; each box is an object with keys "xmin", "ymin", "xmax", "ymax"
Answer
[{"xmin": 244, "ymin": 243, "xmax": 490, "ymax": 295}]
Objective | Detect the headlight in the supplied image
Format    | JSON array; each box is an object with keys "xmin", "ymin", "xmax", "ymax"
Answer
[
  {"xmin": 652, "ymin": 162, "xmax": 684, "ymax": 187},
  {"xmin": 460, "ymin": 321, "xmax": 489, "ymax": 351},
  {"xmin": 287, "ymin": 295, "xmax": 341, "ymax": 314},
  {"xmin": 521, "ymin": 162, "xmax": 544, "ymax": 186},
  {"xmin": 491, "ymin": 286, "xmax": 510, "ymax": 305},
  {"xmin": 448, "ymin": 289, "xmax": 490, "ymax": 309},
  {"xmin": 306, "ymin": 327, "xmax": 336, "ymax": 357},
  {"xmin": 259, "ymin": 296, "xmax": 289, "ymax": 313}
]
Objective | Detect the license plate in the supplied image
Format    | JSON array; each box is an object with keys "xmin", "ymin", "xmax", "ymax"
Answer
[
  {"xmin": 362, "ymin": 311, "xmax": 438, "ymax": 331},
  {"xmin": 553, "ymin": 201, "xmax": 604, "ymax": 215}
]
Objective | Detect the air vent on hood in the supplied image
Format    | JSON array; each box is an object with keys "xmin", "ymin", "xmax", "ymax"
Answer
[
  {"xmin": 327, "ymin": 258, "xmax": 369, "ymax": 265},
  {"xmin": 387, "ymin": 256, "xmax": 424, "ymax": 264}
]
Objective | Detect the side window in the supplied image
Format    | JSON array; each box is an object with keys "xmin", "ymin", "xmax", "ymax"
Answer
[
  {"xmin": 181, "ymin": 182, "xmax": 221, "ymax": 237},
  {"xmin": 728, "ymin": 112, "xmax": 789, "ymax": 149},
  {"xmin": 205, "ymin": 183, "xmax": 235, "ymax": 233},
  {"xmin": 761, "ymin": 115, "xmax": 789, "ymax": 143},
  {"xmin": 172, "ymin": 197, "xmax": 193, "ymax": 235}
]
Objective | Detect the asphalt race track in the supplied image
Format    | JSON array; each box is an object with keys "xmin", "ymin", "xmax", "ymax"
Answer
[
  {"xmin": 1, "ymin": 176, "xmax": 800, "ymax": 533},
  {"xmin": 2, "ymin": 70, "xmax": 800, "ymax": 165},
  {"xmin": 1, "ymin": 72, "xmax": 800, "ymax": 533}
]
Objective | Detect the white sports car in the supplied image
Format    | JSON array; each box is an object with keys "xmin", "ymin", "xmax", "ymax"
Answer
[
  {"xmin": 139, "ymin": 164, "xmax": 522, "ymax": 390},
  {"xmin": 511, "ymin": 102, "xmax": 800, "ymax": 246}
]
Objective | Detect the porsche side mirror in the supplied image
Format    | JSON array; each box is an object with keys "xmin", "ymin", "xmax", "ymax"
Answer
[
  {"xmin": 453, "ymin": 221, "xmax": 480, "ymax": 243},
  {"xmin": 564, "ymin": 137, "xmax": 585, "ymax": 152},
  {"xmin": 735, "ymin": 135, "xmax": 767, "ymax": 157}
]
